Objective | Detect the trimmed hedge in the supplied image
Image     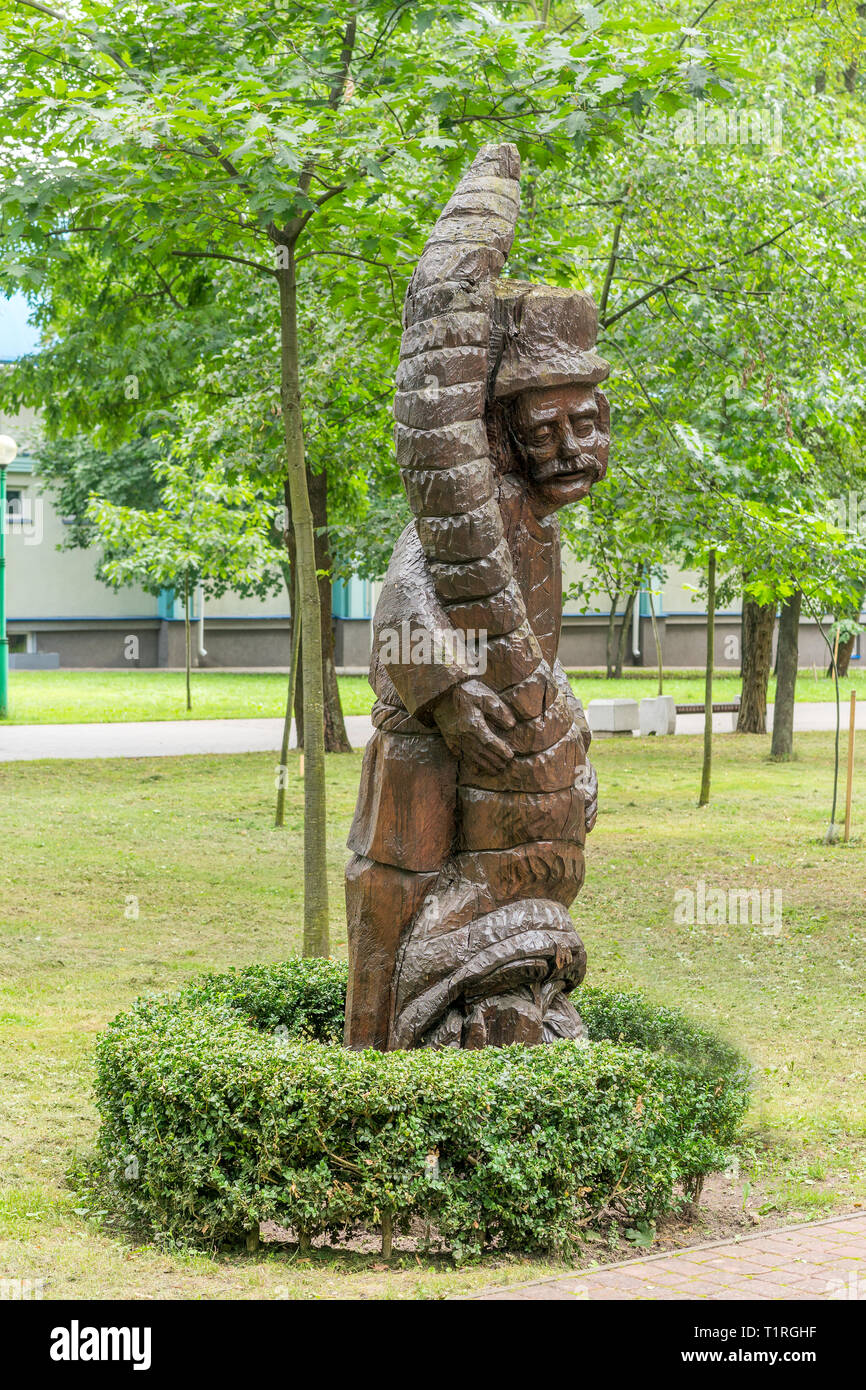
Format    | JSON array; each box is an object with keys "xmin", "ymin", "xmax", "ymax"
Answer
[{"xmin": 91, "ymin": 960, "xmax": 751, "ymax": 1259}]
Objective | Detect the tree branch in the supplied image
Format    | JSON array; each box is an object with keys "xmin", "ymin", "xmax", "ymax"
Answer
[
  {"xmin": 296, "ymin": 247, "xmax": 401, "ymax": 314},
  {"xmin": 14, "ymin": 0, "xmax": 137, "ymax": 75},
  {"xmin": 677, "ymin": 0, "xmax": 723, "ymax": 47},
  {"xmin": 601, "ymin": 197, "xmax": 842, "ymax": 328},
  {"xmin": 598, "ymin": 186, "xmax": 630, "ymax": 319},
  {"xmin": 171, "ymin": 249, "xmax": 276, "ymax": 278}
]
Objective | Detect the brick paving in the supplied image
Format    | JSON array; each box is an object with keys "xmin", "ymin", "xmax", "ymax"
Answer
[{"xmin": 470, "ymin": 1212, "xmax": 866, "ymax": 1300}]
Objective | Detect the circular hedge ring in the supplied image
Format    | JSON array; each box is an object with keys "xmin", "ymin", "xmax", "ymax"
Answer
[{"xmin": 92, "ymin": 959, "xmax": 750, "ymax": 1259}]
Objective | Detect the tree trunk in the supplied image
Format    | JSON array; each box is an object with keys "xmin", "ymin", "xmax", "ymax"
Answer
[
  {"xmin": 308, "ymin": 466, "xmax": 351, "ymax": 752},
  {"xmin": 605, "ymin": 590, "xmax": 620, "ymax": 679},
  {"xmin": 277, "ymin": 250, "xmax": 329, "ymax": 957},
  {"xmin": 737, "ymin": 593, "xmax": 775, "ymax": 733},
  {"xmin": 275, "ymin": 564, "xmax": 301, "ymax": 828},
  {"xmin": 770, "ymin": 589, "xmax": 801, "ymax": 761},
  {"xmin": 829, "ymin": 579, "xmax": 865, "ymax": 678},
  {"xmin": 291, "ymin": 626, "xmax": 349, "ymax": 751},
  {"xmin": 381, "ymin": 1210, "xmax": 393, "ymax": 1260},
  {"xmin": 284, "ymin": 471, "xmax": 351, "ymax": 753},
  {"xmin": 184, "ymin": 576, "xmax": 192, "ymax": 712},
  {"xmin": 828, "ymin": 636, "xmax": 841, "ymax": 836},
  {"xmin": 648, "ymin": 585, "xmax": 663, "ymax": 695},
  {"xmin": 613, "ymin": 585, "xmax": 637, "ymax": 679},
  {"xmin": 699, "ymin": 550, "xmax": 716, "ymax": 807},
  {"xmin": 835, "ymin": 632, "xmax": 857, "ymax": 679}
]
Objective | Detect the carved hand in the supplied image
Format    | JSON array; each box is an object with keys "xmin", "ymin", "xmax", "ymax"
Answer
[{"xmin": 433, "ymin": 679, "xmax": 517, "ymax": 774}]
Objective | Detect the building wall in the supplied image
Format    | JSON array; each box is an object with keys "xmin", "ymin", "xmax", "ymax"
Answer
[{"xmin": 6, "ymin": 466, "xmax": 157, "ymax": 623}]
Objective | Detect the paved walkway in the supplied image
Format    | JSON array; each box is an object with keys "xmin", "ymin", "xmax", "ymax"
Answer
[
  {"xmin": 470, "ymin": 1212, "xmax": 866, "ymax": 1300},
  {"xmin": 674, "ymin": 701, "xmax": 866, "ymax": 736},
  {"xmin": 0, "ymin": 702, "xmax": 860, "ymax": 761},
  {"xmin": 0, "ymin": 715, "xmax": 374, "ymax": 761}
]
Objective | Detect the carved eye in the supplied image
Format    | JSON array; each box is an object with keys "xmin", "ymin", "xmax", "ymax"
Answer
[
  {"xmin": 530, "ymin": 424, "xmax": 554, "ymax": 445},
  {"xmin": 571, "ymin": 416, "xmax": 596, "ymax": 437}
]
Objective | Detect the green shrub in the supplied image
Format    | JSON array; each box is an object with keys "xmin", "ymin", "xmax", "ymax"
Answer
[
  {"xmin": 180, "ymin": 956, "xmax": 348, "ymax": 1042},
  {"xmin": 92, "ymin": 962, "xmax": 750, "ymax": 1259},
  {"xmin": 575, "ymin": 984, "xmax": 745, "ymax": 1079}
]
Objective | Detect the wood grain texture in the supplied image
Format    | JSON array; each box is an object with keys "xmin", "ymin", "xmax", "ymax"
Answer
[{"xmin": 345, "ymin": 144, "xmax": 610, "ymax": 1051}]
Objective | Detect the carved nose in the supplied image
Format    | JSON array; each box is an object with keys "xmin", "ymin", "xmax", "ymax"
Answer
[{"xmin": 560, "ymin": 426, "xmax": 581, "ymax": 457}]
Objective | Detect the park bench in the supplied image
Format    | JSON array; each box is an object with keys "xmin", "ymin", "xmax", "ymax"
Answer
[{"xmin": 675, "ymin": 699, "xmax": 741, "ymax": 715}]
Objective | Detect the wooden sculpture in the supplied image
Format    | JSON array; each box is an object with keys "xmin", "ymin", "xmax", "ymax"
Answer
[{"xmin": 345, "ymin": 143, "xmax": 610, "ymax": 1051}]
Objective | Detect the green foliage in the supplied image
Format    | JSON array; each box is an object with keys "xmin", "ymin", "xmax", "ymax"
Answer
[
  {"xmin": 87, "ymin": 448, "xmax": 283, "ymax": 601},
  {"xmin": 181, "ymin": 957, "xmax": 349, "ymax": 1042},
  {"xmin": 550, "ymin": 6, "xmax": 866, "ymax": 620},
  {"xmin": 91, "ymin": 960, "xmax": 750, "ymax": 1259},
  {"xmin": 0, "ymin": 0, "xmax": 746, "ymax": 593},
  {"xmin": 35, "ymin": 432, "xmax": 164, "ymax": 555},
  {"xmin": 7, "ymin": 0, "xmax": 863, "ymax": 610},
  {"xmin": 575, "ymin": 984, "xmax": 746, "ymax": 1086}
]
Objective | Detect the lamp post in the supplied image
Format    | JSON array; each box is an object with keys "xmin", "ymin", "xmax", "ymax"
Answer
[{"xmin": 0, "ymin": 433, "xmax": 18, "ymax": 718}]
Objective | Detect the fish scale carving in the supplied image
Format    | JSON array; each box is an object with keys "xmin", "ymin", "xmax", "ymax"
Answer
[{"xmin": 396, "ymin": 145, "xmax": 532, "ymax": 671}]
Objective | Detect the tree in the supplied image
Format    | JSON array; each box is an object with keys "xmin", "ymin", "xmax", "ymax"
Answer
[
  {"xmin": 0, "ymin": 238, "xmax": 365, "ymax": 751},
  {"xmin": 274, "ymin": 566, "xmax": 301, "ymax": 830},
  {"xmin": 543, "ymin": 0, "xmax": 866, "ymax": 771},
  {"xmin": 561, "ymin": 484, "xmax": 661, "ymax": 679},
  {"xmin": 3, "ymin": 0, "xmax": 736, "ymax": 950},
  {"xmin": 88, "ymin": 449, "xmax": 281, "ymax": 710}
]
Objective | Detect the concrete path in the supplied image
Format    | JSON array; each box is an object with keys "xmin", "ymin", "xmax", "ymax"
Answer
[
  {"xmin": 0, "ymin": 702, "xmax": 861, "ymax": 761},
  {"xmin": 674, "ymin": 701, "xmax": 866, "ymax": 736},
  {"xmin": 0, "ymin": 715, "xmax": 373, "ymax": 762},
  {"xmin": 469, "ymin": 1212, "xmax": 866, "ymax": 1301}
]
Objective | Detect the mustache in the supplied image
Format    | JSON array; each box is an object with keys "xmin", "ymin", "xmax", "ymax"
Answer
[{"xmin": 531, "ymin": 451, "xmax": 604, "ymax": 484}]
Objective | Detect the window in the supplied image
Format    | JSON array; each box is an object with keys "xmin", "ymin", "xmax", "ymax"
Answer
[{"xmin": 4, "ymin": 488, "xmax": 35, "ymax": 526}]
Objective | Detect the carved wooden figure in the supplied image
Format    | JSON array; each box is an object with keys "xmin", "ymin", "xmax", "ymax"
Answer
[{"xmin": 345, "ymin": 143, "xmax": 610, "ymax": 1051}]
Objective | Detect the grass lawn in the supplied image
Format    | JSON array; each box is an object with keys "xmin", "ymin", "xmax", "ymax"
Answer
[
  {"xmin": 0, "ymin": 733, "xmax": 864, "ymax": 1299},
  {"xmin": 2, "ymin": 665, "xmax": 864, "ymax": 726},
  {"xmin": 0, "ymin": 669, "xmax": 377, "ymax": 724}
]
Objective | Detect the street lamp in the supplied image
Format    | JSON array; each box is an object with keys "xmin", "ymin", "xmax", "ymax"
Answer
[{"xmin": 0, "ymin": 433, "xmax": 18, "ymax": 719}]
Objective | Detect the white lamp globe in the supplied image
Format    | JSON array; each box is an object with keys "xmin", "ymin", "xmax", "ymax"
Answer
[{"xmin": 0, "ymin": 435, "xmax": 18, "ymax": 467}]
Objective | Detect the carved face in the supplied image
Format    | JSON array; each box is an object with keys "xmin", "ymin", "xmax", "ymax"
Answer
[{"xmin": 509, "ymin": 382, "xmax": 610, "ymax": 516}]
